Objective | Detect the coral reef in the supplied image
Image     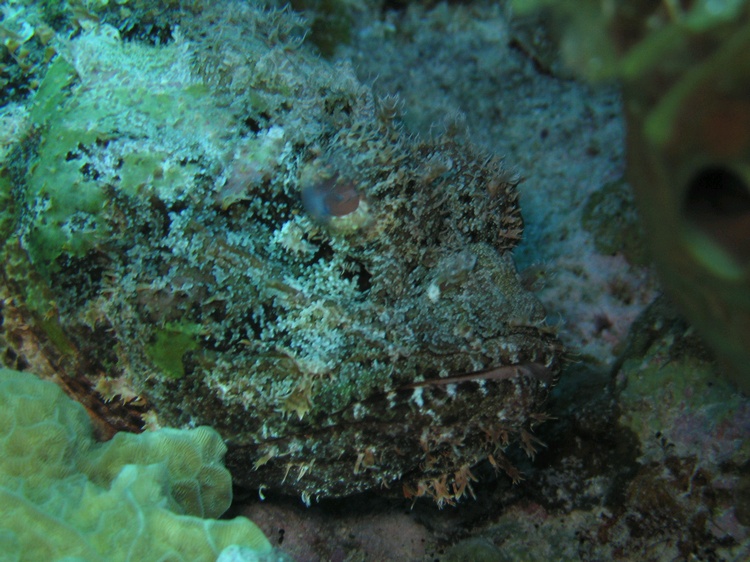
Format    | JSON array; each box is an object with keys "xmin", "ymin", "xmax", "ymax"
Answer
[
  {"xmin": 580, "ymin": 177, "xmax": 648, "ymax": 267},
  {"xmin": 247, "ymin": 298, "xmax": 749, "ymax": 562},
  {"xmin": 0, "ymin": 368, "xmax": 276, "ymax": 562},
  {"xmin": 224, "ymin": 2, "xmax": 748, "ymax": 560},
  {"xmin": 484, "ymin": 297, "xmax": 750, "ymax": 561},
  {"xmin": 512, "ymin": 0, "xmax": 750, "ymax": 391},
  {"xmin": 3, "ymin": 0, "xmax": 749, "ymax": 559},
  {"xmin": 0, "ymin": 0, "xmax": 562, "ymax": 505}
]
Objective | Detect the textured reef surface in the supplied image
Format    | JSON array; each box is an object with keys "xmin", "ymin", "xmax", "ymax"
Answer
[
  {"xmin": 2, "ymin": 1, "xmax": 750, "ymax": 561},
  {"xmin": 0, "ymin": 0, "xmax": 561, "ymax": 507},
  {"xmin": 514, "ymin": 0, "xmax": 750, "ymax": 392},
  {"xmin": 0, "ymin": 368, "xmax": 276, "ymax": 562},
  {"xmin": 242, "ymin": 2, "xmax": 750, "ymax": 561}
]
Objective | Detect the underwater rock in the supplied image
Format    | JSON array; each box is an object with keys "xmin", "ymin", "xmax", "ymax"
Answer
[
  {"xmin": 511, "ymin": 0, "xmax": 750, "ymax": 391},
  {"xmin": 0, "ymin": 2, "xmax": 562, "ymax": 504}
]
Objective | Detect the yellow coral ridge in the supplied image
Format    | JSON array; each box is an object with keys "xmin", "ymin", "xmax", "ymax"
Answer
[{"xmin": 0, "ymin": 369, "xmax": 272, "ymax": 562}]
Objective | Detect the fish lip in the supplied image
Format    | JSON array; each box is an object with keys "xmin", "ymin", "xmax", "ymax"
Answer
[{"xmin": 401, "ymin": 362, "xmax": 555, "ymax": 389}]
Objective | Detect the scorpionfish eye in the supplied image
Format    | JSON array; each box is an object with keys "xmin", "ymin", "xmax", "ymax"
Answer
[{"xmin": 302, "ymin": 172, "xmax": 361, "ymax": 222}]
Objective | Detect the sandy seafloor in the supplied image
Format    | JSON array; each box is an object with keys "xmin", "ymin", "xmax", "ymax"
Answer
[{"xmin": 231, "ymin": 3, "xmax": 750, "ymax": 561}]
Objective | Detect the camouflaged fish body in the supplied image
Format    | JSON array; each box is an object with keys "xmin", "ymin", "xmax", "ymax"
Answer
[{"xmin": 0, "ymin": 5, "xmax": 562, "ymax": 503}]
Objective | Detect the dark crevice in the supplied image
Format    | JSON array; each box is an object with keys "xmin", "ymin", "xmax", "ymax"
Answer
[{"xmin": 683, "ymin": 165, "xmax": 750, "ymax": 267}]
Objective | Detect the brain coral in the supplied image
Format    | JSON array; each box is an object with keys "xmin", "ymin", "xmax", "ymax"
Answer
[
  {"xmin": 0, "ymin": 368, "xmax": 275, "ymax": 562},
  {"xmin": 0, "ymin": 2, "xmax": 563, "ymax": 505}
]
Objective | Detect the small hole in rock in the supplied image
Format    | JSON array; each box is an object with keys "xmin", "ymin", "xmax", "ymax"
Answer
[{"xmin": 683, "ymin": 165, "xmax": 750, "ymax": 266}]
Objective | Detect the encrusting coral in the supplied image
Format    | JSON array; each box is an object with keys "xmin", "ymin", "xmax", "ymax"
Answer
[
  {"xmin": 0, "ymin": 368, "xmax": 279, "ymax": 562},
  {"xmin": 0, "ymin": 1, "xmax": 563, "ymax": 505}
]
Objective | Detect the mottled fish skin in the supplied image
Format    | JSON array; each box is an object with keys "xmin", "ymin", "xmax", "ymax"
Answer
[
  {"xmin": 0, "ymin": 4, "xmax": 563, "ymax": 505},
  {"xmin": 228, "ymin": 362, "xmax": 555, "ymax": 502}
]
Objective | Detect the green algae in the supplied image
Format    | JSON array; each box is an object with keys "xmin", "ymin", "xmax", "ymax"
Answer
[
  {"xmin": 146, "ymin": 322, "xmax": 203, "ymax": 379},
  {"xmin": 581, "ymin": 178, "xmax": 649, "ymax": 266}
]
